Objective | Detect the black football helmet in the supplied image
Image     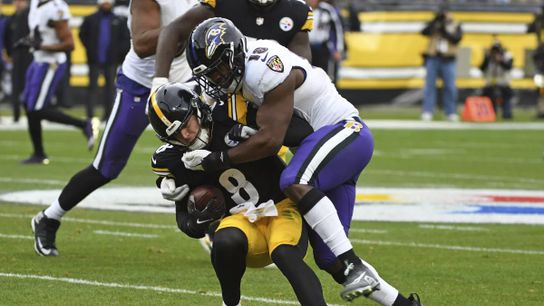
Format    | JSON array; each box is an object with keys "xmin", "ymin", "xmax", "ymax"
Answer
[
  {"xmin": 187, "ymin": 17, "xmax": 246, "ymax": 101},
  {"xmin": 147, "ymin": 83, "xmax": 213, "ymax": 150}
]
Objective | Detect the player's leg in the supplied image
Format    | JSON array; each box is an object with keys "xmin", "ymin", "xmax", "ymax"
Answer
[
  {"xmin": 281, "ymin": 119, "xmax": 381, "ymax": 301},
  {"xmin": 32, "ymin": 73, "xmax": 150, "ymax": 256},
  {"xmin": 212, "ymin": 214, "xmax": 266, "ymax": 306},
  {"xmin": 21, "ymin": 62, "xmax": 49, "ymax": 163},
  {"xmin": 267, "ymin": 199, "xmax": 327, "ymax": 306}
]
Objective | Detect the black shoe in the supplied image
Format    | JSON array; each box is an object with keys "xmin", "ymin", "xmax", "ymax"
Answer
[
  {"xmin": 21, "ymin": 155, "xmax": 50, "ymax": 165},
  {"xmin": 340, "ymin": 258, "xmax": 381, "ymax": 301},
  {"xmin": 31, "ymin": 211, "xmax": 60, "ymax": 256},
  {"xmin": 83, "ymin": 117, "xmax": 100, "ymax": 151},
  {"xmin": 408, "ymin": 293, "xmax": 423, "ymax": 306}
]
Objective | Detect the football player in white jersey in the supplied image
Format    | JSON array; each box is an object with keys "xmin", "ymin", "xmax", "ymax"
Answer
[
  {"xmin": 31, "ymin": 0, "xmax": 197, "ymax": 256},
  {"xmin": 183, "ymin": 18, "xmax": 423, "ymax": 305},
  {"xmin": 20, "ymin": 0, "xmax": 99, "ymax": 164}
]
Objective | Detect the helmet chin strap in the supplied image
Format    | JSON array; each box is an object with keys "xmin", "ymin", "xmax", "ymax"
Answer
[{"xmin": 188, "ymin": 127, "xmax": 210, "ymax": 150}]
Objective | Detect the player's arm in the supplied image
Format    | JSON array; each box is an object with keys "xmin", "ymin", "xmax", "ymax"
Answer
[
  {"xmin": 131, "ymin": 0, "xmax": 161, "ymax": 58},
  {"xmin": 226, "ymin": 71, "xmax": 301, "ymax": 164},
  {"xmin": 41, "ymin": 20, "xmax": 74, "ymax": 52},
  {"xmin": 155, "ymin": 5, "xmax": 215, "ymax": 78},
  {"xmin": 288, "ymin": 31, "xmax": 312, "ymax": 61}
]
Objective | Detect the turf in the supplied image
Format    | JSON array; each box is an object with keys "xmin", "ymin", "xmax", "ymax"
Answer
[{"xmin": 1, "ymin": 119, "xmax": 544, "ymax": 305}]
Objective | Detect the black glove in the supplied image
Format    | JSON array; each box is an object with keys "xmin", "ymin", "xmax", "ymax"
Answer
[
  {"xmin": 202, "ymin": 151, "xmax": 232, "ymax": 172},
  {"xmin": 227, "ymin": 124, "xmax": 257, "ymax": 142},
  {"xmin": 187, "ymin": 194, "xmax": 225, "ymax": 225},
  {"xmin": 14, "ymin": 35, "xmax": 41, "ymax": 50}
]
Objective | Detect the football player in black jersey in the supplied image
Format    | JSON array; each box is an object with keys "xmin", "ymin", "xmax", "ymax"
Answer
[
  {"xmin": 147, "ymin": 82, "xmax": 327, "ymax": 306},
  {"xmin": 152, "ymin": 0, "xmax": 313, "ymax": 90}
]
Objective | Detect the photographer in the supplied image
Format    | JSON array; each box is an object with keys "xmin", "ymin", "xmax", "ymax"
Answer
[
  {"xmin": 420, "ymin": 9, "xmax": 463, "ymax": 121},
  {"xmin": 480, "ymin": 39, "xmax": 514, "ymax": 119}
]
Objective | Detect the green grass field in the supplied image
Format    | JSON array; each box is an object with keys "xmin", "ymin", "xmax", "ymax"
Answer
[{"xmin": 1, "ymin": 107, "xmax": 544, "ymax": 305}]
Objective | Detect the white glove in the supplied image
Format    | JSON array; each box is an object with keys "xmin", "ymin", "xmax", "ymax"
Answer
[
  {"xmin": 181, "ymin": 149, "xmax": 212, "ymax": 171},
  {"xmin": 160, "ymin": 178, "xmax": 189, "ymax": 202}
]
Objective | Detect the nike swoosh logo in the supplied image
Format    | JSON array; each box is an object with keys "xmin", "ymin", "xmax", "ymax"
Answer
[
  {"xmin": 151, "ymin": 156, "xmax": 157, "ymax": 165},
  {"xmin": 196, "ymin": 218, "xmax": 213, "ymax": 224},
  {"xmin": 260, "ymin": 52, "xmax": 269, "ymax": 62},
  {"xmin": 37, "ymin": 239, "xmax": 51, "ymax": 255}
]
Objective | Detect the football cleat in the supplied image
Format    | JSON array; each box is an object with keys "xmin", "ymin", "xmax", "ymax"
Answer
[
  {"xmin": 340, "ymin": 258, "xmax": 381, "ymax": 302},
  {"xmin": 83, "ymin": 117, "xmax": 100, "ymax": 151},
  {"xmin": 21, "ymin": 154, "xmax": 50, "ymax": 165},
  {"xmin": 31, "ymin": 211, "xmax": 60, "ymax": 256},
  {"xmin": 408, "ymin": 293, "xmax": 423, "ymax": 306}
]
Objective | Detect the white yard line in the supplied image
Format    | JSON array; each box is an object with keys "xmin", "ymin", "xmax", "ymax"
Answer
[
  {"xmin": 0, "ymin": 272, "xmax": 341, "ymax": 305},
  {"xmin": 353, "ymin": 239, "xmax": 544, "ymax": 255},
  {"xmin": 0, "ymin": 233, "xmax": 33, "ymax": 240},
  {"xmin": 349, "ymin": 228, "xmax": 388, "ymax": 234},
  {"xmin": 418, "ymin": 224, "xmax": 489, "ymax": 232},
  {"xmin": 93, "ymin": 230, "xmax": 159, "ymax": 238},
  {"xmin": 0, "ymin": 213, "xmax": 176, "ymax": 230}
]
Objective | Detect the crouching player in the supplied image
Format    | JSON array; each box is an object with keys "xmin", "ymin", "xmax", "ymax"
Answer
[{"xmin": 147, "ymin": 83, "xmax": 326, "ymax": 306}]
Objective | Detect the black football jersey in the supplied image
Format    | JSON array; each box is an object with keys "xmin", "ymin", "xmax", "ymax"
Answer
[
  {"xmin": 151, "ymin": 117, "xmax": 286, "ymax": 212},
  {"xmin": 200, "ymin": 0, "xmax": 313, "ymax": 46}
]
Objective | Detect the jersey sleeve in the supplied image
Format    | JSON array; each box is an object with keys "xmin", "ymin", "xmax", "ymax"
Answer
[
  {"xmin": 292, "ymin": 0, "xmax": 313, "ymax": 32},
  {"xmin": 199, "ymin": 0, "xmax": 220, "ymax": 9},
  {"xmin": 50, "ymin": 1, "xmax": 71, "ymax": 21},
  {"xmin": 244, "ymin": 42, "xmax": 293, "ymax": 102}
]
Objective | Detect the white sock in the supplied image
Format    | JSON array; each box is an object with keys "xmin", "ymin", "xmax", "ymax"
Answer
[
  {"xmin": 303, "ymin": 196, "xmax": 352, "ymax": 256},
  {"xmin": 44, "ymin": 199, "xmax": 67, "ymax": 221},
  {"xmin": 362, "ymin": 259, "xmax": 399, "ymax": 306}
]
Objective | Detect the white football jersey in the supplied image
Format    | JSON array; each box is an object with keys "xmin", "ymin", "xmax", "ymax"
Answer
[
  {"xmin": 28, "ymin": 0, "xmax": 71, "ymax": 63},
  {"xmin": 122, "ymin": 0, "xmax": 197, "ymax": 88},
  {"xmin": 242, "ymin": 40, "xmax": 358, "ymax": 131}
]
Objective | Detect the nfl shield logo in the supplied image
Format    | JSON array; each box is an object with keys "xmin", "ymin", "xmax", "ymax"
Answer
[{"xmin": 256, "ymin": 17, "xmax": 264, "ymax": 26}]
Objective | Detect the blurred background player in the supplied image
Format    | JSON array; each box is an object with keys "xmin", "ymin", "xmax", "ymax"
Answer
[
  {"xmin": 420, "ymin": 8, "xmax": 462, "ymax": 122},
  {"xmin": 308, "ymin": 0, "xmax": 345, "ymax": 83},
  {"xmin": 480, "ymin": 38, "xmax": 514, "ymax": 119},
  {"xmin": 153, "ymin": 0, "xmax": 313, "ymax": 89},
  {"xmin": 19, "ymin": 0, "xmax": 99, "ymax": 164},
  {"xmin": 184, "ymin": 18, "xmax": 422, "ymax": 305},
  {"xmin": 148, "ymin": 82, "xmax": 327, "ymax": 306},
  {"xmin": 79, "ymin": 0, "xmax": 130, "ymax": 120},
  {"xmin": 31, "ymin": 0, "xmax": 197, "ymax": 256},
  {"xmin": 527, "ymin": 5, "xmax": 544, "ymax": 119},
  {"xmin": 5, "ymin": 0, "xmax": 31, "ymax": 123}
]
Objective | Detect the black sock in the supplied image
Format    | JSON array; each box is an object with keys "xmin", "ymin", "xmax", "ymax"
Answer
[
  {"xmin": 58, "ymin": 166, "xmax": 111, "ymax": 211},
  {"xmin": 26, "ymin": 111, "xmax": 45, "ymax": 156},
  {"xmin": 211, "ymin": 228, "xmax": 247, "ymax": 306},
  {"xmin": 393, "ymin": 293, "xmax": 413, "ymax": 306},
  {"xmin": 272, "ymin": 245, "xmax": 327, "ymax": 306},
  {"xmin": 325, "ymin": 260, "xmax": 347, "ymax": 284},
  {"xmin": 40, "ymin": 107, "xmax": 86, "ymax": 129}
]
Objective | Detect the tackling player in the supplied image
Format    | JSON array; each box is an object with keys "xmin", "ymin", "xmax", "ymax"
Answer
[
  {"xmin": 20, "ymin": 0, "xmax": 99, "ymax": 164},
  {"xmin": 153, "ymin": 0, "xmax": 313, "ymax": 89},
  {"xmin": 31, "ymin": 0, "xmax": 197, "ymax": 256},
  {"xmin": 148, "ymin": 82, "xmax": 327, "ymax": 306},
  {"xmin": 182, "ymin": 18, "xmax": 423, "ymax": 305}
]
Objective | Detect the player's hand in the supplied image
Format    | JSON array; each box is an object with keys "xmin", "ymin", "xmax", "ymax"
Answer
[
  {"xmin": 228, "ymin": 124, "xmax": 257, "ymax": 141},
  {"xmin": 14, "ymin": 35, "xmax": 41, "ymax": 50},
  {"xmin": 159, "ymin": 178, "xmax": 189, "ymax": 202},
  {"xmin": 182, "ymin": 149, "xmax": 211, "ymax": 171},
  {"xmin": 187, "ymin": 194, "xmax": 224, "ymax": 224}
]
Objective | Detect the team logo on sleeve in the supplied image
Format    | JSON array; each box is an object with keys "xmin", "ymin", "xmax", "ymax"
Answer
[
  {"xmin": 266, "ymin": 56, "xmax": 284, "ymax": 72},
  {"xmin": 279, "ymin": 17, "xmax": 294, "ymax": 32},
  {"xmin": 253, "ymin": 47, "xmax": 268, "ymax": 54}
]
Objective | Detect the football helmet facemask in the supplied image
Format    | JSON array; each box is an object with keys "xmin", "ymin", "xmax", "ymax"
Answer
[
  {"xmin": 187, "ymin": 17, "xmax": 246, "ymax": 101},
  {"xmin": 148, "ymin": 83, "xmax": 213, "ymax": 150}
]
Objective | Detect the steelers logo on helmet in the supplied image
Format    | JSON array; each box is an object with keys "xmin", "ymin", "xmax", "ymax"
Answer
[
  {"xmin": 147, "ymin": 83, "xmax": 213, "ymax": 150},
  {"xmin": 187, "ymin": 18, "xmax": 247, "ymax": 101}
]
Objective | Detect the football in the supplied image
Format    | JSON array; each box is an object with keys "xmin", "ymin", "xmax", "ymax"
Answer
[{"xmin": 189, "ymin": 185, "xmax": 226, "ymax": 214}]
